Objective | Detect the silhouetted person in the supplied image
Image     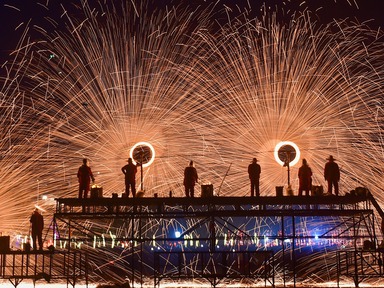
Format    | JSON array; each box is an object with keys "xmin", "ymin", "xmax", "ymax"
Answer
[
  {"xmin": 248, "ymin": 158, "xmax": 261, "ymax": 197},
  {"xmin": 77, "ymin": 158, "xmax": 95, "ymax": 198},
  {"xmin": 122, "ymin": 158, "xmax": 137, "ymax": 197},
  {"xmin": 30, "ymin": 208, "xmax": 44, "ymax": 251},
  {"xmin": 324, "ymin": 155, "xmax": 340, "ymax": 195},
  {"xmin": 183, "ymin": 160, "xmax": 198, "ymax": 197},
  {"xmin": 298, "ymin": 159, "xmax": 312, "ymax": 196}
]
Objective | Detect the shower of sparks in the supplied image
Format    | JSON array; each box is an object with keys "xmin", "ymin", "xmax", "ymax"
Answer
[
  {"xmin": 0, "ymin": 0, "xmax": 384, "ymax": 286},
  {"xmin": 190, "ymin": 11, "xmax": 384, "ymax": 197}
]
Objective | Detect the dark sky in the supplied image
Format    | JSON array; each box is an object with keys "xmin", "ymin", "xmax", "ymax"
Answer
[{"xmin": 0, "ymin": 0, "xmax": 383, "ymax": 65}]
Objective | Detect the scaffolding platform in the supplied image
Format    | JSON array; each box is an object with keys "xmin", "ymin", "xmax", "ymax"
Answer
[
  {"xmin": 52, "ymin": 193, "xmax": 383, "ymax": 287},
  {"xmin": 0, "ymin": 250, "xmax": 88, "ymax": 287},
  {"xmin": 55, "ymin": 194, "xmax": 370, "ymax": 217}
]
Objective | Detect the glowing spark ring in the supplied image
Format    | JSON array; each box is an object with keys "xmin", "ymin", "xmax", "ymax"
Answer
[
  {"xmin": 274, "ymin": 141, "xmax": 301, "ymax": 166},
  {"xmin": 129, "ymin": 142, "xmax": 156, "ymax": 168}
]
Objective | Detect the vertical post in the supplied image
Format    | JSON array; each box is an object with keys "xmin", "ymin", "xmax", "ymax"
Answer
[
  {"xmin": 140, "ymin": 213, "xmax": 143, "ymax": 288},
  {"xmin": 210, "ymin": 216, "xmax": 215, "ymax": 252},
  {"xmin": 68, "ymin": 220, "xmax": 71, "ymax": 252},
  {"xmin": 52, "ymin": 216, "xmax": 56, "ymax": 249},
  {"xmin": 140, "ymin": 152, "xmax": 144, "ymax": 191},
  {"xmin": 281, "ymin": 215, "xmax": 286, "ymax": 287},
  {"xmin": 336, "ymin": 251, "xmax": 341, "ymax": 288},
  {"xmin": 292, "ymin": 215, "xmax": 296, "ymax": 288},
  {"xmin": 131, "ymin": 212, "xmax": 135, "ymax": 288},
  {"xmin": 209, "ymin": 204, "xmax": 216, "ymax": 253},
  {"xmin": 352, "ymin": 214, "xmax": 359, "ymax": 287},
  {"xmin": 73, "ymin": 251, "xmax": 77, "ymax": 287},
  {"xmin": 285, "ymin": 151, "xmax": 291, "ymax": 186}
]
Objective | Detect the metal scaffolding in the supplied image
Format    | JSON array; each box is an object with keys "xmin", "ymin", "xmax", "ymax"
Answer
[
  {"xmin": 0, "ymin": 250, "xmax": 88, "ymax": 287},
  {"xmin": 52, "ymin": 193, "xmax": 384, "ymax": 287}
]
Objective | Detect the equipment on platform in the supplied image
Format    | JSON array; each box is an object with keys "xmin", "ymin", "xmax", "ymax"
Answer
[
  {"xmin": 201, "ymin": 184, "xmax": 214, "ymax": 197},
  {"xmin": 23, "ymin": 242, "xmax": 31, "ymax": 252},
  {"xmin": 276, "ymin": 186, "xmax": 284, "ymax": 197},
  {"xmin": 136, "ymin": 191, "xmax": 145, "ymax": 198},
  {"xmin": 0, "ymin": 236, "xmax": 10, "ymax": 252},
  {"xmin": 91, "ymin": 184, "xmax": 103, "ymax": 198},
  {"xmin": 286, "ymin": 184, "xmax": 294, "ymax": 196},
  {"xmin": 311, "ymin": 185, "xmax": 324, "ymax": 196},
  {"xmin": 355, "ymin": 187, "xmax": 369, "ymax": 196}
]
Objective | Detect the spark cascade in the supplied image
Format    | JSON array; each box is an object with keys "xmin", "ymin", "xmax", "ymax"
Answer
[
  {"xmin": 0, "ymin": 0, "xmax": 383, "ymax": 285},
  {"xmin": 1, "ymin": 0, "xmax": 383, "ymax": 237}
]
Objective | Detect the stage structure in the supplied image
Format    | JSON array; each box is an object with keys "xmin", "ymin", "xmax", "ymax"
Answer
[
  {"xmin": 0, "ymin": 249, "xmax": 88, "ymax": 287},
  {"xmin": 52, "ymin": 190, "xmax": 384, "ymax": 287}
]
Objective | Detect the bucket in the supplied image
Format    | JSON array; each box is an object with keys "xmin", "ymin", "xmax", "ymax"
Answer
[{"xmin": 276, "ymin": 186, "xmax": 284, "ymax": 197}]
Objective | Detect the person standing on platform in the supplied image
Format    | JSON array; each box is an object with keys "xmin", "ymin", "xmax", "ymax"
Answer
[
  {"xmin": 122, "ymin": 158, "xmax": 138, "ymax": 197},
  {"xmin": 77, "ymin": 158, "xmax": 95, "ymax": 198},
  {"xmin": 298, "ymin": 159, "xmax": 312, "ymax": 196},
  {"xmin": 183, "ymin": 160, "xmax": 199, "ymax": 197},
  {"xmin": 30, "ymin": 208, "xmax": 44, "ymax": 251},
  {"xmin": 248, "ymin": 158, "xmax": 261, "ymax": 197},
  {"xmin": 324, "ymin": 155, "xmax": 340, "ymax": 195}
]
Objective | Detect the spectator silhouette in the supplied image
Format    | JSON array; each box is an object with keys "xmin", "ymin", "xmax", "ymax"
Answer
[
  {"xmin": 324, "ymin": 155, "xmax": 340, "ymax": 195},
  {"xmin": 30, "ymin": 208, "xmax": 44, "ymax": 251},
  {"xmin": 298, "ymin": 159, "xmax": 312, "ymax": 196},
  {"xmin": 77, "ymin": 158, "xmax": 95, "ymax": 198},
  {"xmin": 248, "ymin": 158, "xmax": 261, "ymax": 197},
  {"xmin": 183, "ymin": 161, "xmax": 198, "ymax": 197},
  {"xmin": 122, "ymin": 158, "xmax": 138, "ymax": 197}
]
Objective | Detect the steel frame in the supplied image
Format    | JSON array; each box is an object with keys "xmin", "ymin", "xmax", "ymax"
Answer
[{"xmin": 53, "ymin": 194, "xmax": 382, "ymax": 287}]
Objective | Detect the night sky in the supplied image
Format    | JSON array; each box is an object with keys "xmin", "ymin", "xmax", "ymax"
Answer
[{"xmin": 0, "ymin": 0, "xmax": 383, "ymax": 66}]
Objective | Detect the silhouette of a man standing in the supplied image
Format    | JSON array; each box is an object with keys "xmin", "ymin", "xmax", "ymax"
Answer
[
  {"xmin": 77, "ymin": 158, "xmax": 95, "ymax": 198},
  {"xmin": 248, "ymin": 158, "xmax": 261, "ymax": 197},
  {"xmin": 30, "ymin": 208, "xmax": 44, "ymax": 251},
  {"xmin": 298, "ymin": 159, "xmax": 312, "ymax": 196},
  {"xmin": 183, "ymin": 160, "xmax": 198, "ymax": 197},
  {"xmin": 324, "ymin": 155, "xmax": 340, "ymax": 195},
  {"xmin": 122, "ymin": 158, "xmax": 138, "ymax": 197}
]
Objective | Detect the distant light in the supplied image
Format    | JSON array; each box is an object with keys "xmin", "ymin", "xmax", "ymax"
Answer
[
  {"xmin": 315, "ymin": 235, "xmax": 319, "ymax": 240},
  {"xmin": 42, "ymin": 195, "xmax": 48, "ymax": 200},
  {"xmin": 175, "ymin": 231, "xmax": 181, "ymax": 238}
]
